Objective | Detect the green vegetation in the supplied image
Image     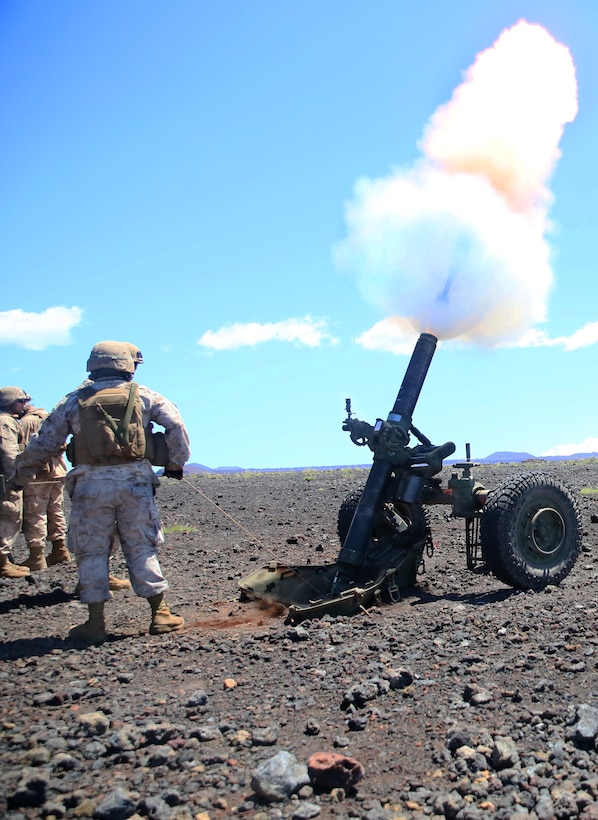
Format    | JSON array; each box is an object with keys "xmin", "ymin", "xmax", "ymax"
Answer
[{"xmin": 163, "ymin": 523, "xmax": 197, "ymax": 534}]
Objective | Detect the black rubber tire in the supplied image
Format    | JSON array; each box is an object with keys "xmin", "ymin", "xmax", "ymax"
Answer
[{"xmin": 480, "ymin": 471, "xmax": 582, "ymax": 590}]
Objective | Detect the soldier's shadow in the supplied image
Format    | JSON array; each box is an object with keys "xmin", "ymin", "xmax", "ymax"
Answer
[
  {"xmin": 0, "ymin": 631, "xmax": 131, "ymax": 661},
  {"xmin": 0, "ymin": 587, "xmax": 74, "ymax": 614},
  {"xmin": 0, "ymin": 585, "xmax": 140, "ymax": 658}
]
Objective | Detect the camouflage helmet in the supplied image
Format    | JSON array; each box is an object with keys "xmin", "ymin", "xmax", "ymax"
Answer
[
  {"xmin": 0, "ymin": 386, "xmax": 31, "ymax": 409},
  {"xmin": 86, "ymin": 341, "xmax": 135, "ymax": 374},
  {"xmin": 125, "ymin": 343, "xmax": 144, "ymax": 366}
]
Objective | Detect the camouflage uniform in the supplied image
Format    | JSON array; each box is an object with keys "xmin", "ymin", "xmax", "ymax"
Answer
[
  {"xmin": 13, "ymin": 379, "xmax": 190, "ymax": 604},
  {"xmin": 0, "ymin": 409, "xmax": 23, "ymax": 557},
  {"xmin": 19, "ymin": 408, "xmax": 68, "ymax": 554}
]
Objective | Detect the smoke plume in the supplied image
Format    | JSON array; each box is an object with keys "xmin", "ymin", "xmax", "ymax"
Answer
[{"xmin": 334, "ymin": 20, "xmax": 578, "ymax": 352}]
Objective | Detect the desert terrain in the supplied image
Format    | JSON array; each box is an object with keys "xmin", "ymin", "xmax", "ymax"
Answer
[{"xmin": 2, "ymin": 460, "xmax": 598, "ymax": 819}]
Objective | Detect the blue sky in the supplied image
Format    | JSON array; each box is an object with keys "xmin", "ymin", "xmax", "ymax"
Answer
[{"xmin": 1, "ymin": 0, "xmax": 598, "ymax": 469}]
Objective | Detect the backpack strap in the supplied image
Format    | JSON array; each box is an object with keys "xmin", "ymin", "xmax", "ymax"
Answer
[
  {"xmin": 120, "ymin": 382, "xmax": 139, "ymax": 447},
  {"xmin": 95, "ymin": 383, "xmax": 139, "ymax": 449}
]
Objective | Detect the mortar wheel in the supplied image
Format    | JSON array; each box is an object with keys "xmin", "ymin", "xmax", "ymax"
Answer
[
  {"xmin": 337, "ymin": 486, "xmax": 428, "ymax": 551},
  {"xmin": 337, "ymin": 486, "xmax": 411, "ymax": 544},
  {"xmin": 337, "ymin": 486, "xmax": 427, "ymax": 590},
  {"xmin": 338, "ymin": 487, "xmax": 361, "ymax": 543},
  {"xmin": 480, "ymin": 471, "xmax": 582, "ymax": 590}
]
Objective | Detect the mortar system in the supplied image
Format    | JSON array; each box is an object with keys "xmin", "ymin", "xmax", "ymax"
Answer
[{"xmin": 239, "ymin": 333, "xmax": 583, "ymax": 623}]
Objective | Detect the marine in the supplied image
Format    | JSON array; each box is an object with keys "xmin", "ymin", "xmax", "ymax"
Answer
[
  {"xmin": 18, "ymin": 402, "xmax": 70, "ymax": 571},
  {"xmin": 11, "ymin": 341, "xmax": 191, "ymax": 642},
  {"xmin": 0, "ymin": 386, "xmax": 31, "ymax": 578}
]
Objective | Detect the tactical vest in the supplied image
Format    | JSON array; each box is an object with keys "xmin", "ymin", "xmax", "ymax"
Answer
[{"xmin": 69, "ymin": 383, "xmax": 147, "ymax": 466}]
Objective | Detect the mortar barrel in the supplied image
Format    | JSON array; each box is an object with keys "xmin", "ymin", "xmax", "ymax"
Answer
[
  {"xmin": 389, "ymin": 332, "xmax": 437, "ymax": 425},
  {"xmin": 334, "ymin": 331, "xmax": 438, "ymax": 574},
  {"xmin": 335, "ymin": 459, "xmax": 391, "ymax": 569}
]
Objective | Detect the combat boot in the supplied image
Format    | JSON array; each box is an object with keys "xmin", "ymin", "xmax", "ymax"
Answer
[
  {"xmin": 69, "ymin": 602, "xmax": 107, "ymax": 643},
  {"xmin": 21, "ymin": 546, "xmax": 48, "ymax": 572},
  {"xmin": 47, "ymin": 539, "xmax": 72, "ymax": 565},
  {"xmin": 0, "ymin": 554, "xmax": 31, "ymax": 578},
  {"xmin": 109, "ymin": 573, "xmax": 131, "ymax": 591},
  {"xmin": 148, "ymin": 593, "xmax": 184, "ymax": 635}
]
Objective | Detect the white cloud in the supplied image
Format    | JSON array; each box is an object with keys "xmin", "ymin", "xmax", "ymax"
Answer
[
  {"xmin": 355, "ymin": 317, "xmax": 598, "ymax": 354},
  {"xmin": 510, "ymin": 321, "xmax": 598, "ymax": 350},
  {"xmin": 198, "ymin": 316, "xmax": 339, "ymax": 351},
  {"xmin": 543, "ymin": 437, "xmax": 598, "ymax": 457},
  {"xmin": 0, "ymin": 307, "xmax": 83, "ymax": 350},
  {"xmin": 355, "ymin": 317, "xmax": 421, "ymax": 355}
]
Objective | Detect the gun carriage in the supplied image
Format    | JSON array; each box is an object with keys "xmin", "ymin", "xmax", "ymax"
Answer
[{"xmin": 240, "ymin": 333, "xmax": 583, "ymax": 623}]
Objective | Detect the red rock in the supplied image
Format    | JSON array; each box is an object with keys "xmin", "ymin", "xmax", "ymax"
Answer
[{"xmin": 307, "ymin": 752, "xmax": 364, "ymax": 792}]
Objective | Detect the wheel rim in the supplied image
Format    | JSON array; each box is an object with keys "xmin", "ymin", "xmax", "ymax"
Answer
[{"xmin": 519, "ymin": 505, "xmax": 565, "ymax": 560}]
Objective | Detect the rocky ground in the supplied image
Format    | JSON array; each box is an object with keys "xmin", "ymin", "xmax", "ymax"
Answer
[{"xmin": 2, "ymin": 460, "xmax": 598, "ymax": 820}]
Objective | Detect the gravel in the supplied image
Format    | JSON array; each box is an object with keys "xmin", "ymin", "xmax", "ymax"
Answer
[{"xmin": 2, "ymin": 460, "xmax": 598, "ymax": 819}]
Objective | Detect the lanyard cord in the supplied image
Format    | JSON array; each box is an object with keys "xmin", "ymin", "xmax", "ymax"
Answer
[{"xmin": 180, "ymin": 475, "xmax": 329, "ymax": 600}]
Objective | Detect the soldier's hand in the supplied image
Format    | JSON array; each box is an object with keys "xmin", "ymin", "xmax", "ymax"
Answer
[
  {"xmin": 164, "ymin": 469, "xmax": 183, "ymax": 480},
  {"xmin": 6, "ymin": 479, "xmax": 24, "ymax": 492}
]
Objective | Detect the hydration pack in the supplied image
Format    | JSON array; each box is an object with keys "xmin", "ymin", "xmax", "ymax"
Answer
[{"xmin": 68, "ymin": 382, "xmax": 146, "ymax": 466}]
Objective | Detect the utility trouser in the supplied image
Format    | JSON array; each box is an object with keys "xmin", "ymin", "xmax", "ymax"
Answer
[
  {"xmin": 23, "ymin": 481, "xmax": 67, "ymax": 550},
  {"xmin": 0, "ymin": 489, "xmax": 22, "ymax": 556},
  {"xmin": 68, "ymin": 475, "xmax": 168, "ymax": 604}
]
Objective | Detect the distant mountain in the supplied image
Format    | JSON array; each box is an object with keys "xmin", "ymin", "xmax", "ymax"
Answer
[
  {"xmin": 184, "ymin": 464, "xmax": 213, "ymax": 474},
  {"xmin": 183, "ymin": 463, "xmax": 370, "ymax": 474},
  {"xmin": 535, "ymin": 452, "xmax": 598, "ymax": 461},
  {"xmin": 477, "ymin": 451, "xmax": 598, "ymax": 464},
  {"xmin": 476, "ymin": 451, "xmax": 535, "ymax": 463},
  {"xmin": 184, "ymin": 463, "xmax": 254, "ymax": 474},
  {"xmin": 183, "ymin": 452, "xmax": 598, "ymax": 474}
]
